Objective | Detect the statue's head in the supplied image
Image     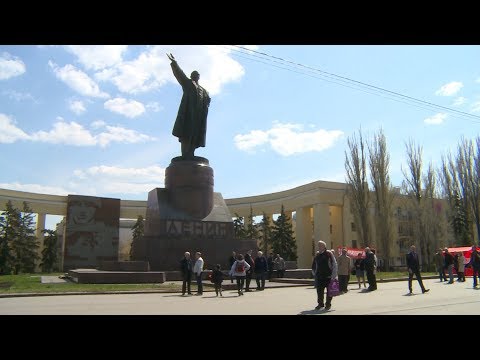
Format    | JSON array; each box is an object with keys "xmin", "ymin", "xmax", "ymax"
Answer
[{"xmin": 191, "ymin": 70, "xmax": 200, "ymax": 82}]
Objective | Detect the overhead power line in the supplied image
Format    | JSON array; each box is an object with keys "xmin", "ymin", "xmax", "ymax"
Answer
[{"xmin": 216, "ymin": 45, "xmax": 480, "ymax": 124}]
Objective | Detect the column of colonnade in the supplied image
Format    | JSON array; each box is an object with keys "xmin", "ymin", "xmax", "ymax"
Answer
[
  {"xmin": 35, "ymin": 213, "xmax": 46, "ymax": 272},
  {"xmin": 295, "ymin": 206, "xmax": 313, "ymax": 269},
  {"xmin": 313, "ymin": 203, "xmax": 330, "ymax": 252}
]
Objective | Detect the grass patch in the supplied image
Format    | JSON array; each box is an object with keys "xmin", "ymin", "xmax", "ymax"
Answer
[
  {"xmin": 0, "ymin": 271, "xmax": 439, "ymax": 294},
  {"xmin": 0, "ymin": 273, "xmax": 183, "ymax": 294}
]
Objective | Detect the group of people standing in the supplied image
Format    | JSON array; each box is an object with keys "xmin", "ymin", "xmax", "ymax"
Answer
[
  {"xmin": 180, "ymin": 250, "xmax": 288, "ymax": 297},
  {"xmin": 434, "ymin": 246, "xmax": 480, "ymax": 287},
  {"xmin": 228, "ymin": 250, "xmax": 286, "ymax": 295},
  {"xmin": 180, "ymin": 251, "xmax": 205, "ymax": 296},
  {"xmin": 311, "ymin": 244, "xmax": 380, "ymax": 311}
]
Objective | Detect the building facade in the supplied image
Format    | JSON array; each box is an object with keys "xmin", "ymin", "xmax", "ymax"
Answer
[{"xmin": 0, "ymin": 180, "xmax": 468, "ymax": 271}]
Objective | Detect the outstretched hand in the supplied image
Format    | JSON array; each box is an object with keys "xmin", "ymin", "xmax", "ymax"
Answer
[{"xmin": 167, "ymin": 53, "xmax": 175, "ymax": 62}]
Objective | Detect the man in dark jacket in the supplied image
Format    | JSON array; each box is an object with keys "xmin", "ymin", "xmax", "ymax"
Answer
[
  {"xmin": 311, "ymin": 240, "xmax": 338, "ymax": 310},
  {"xmin": 444, "ymin": 247, "xmax": 455, "ymax": 284},
  {"xmin": 364, "ymin": 247, "xmax": 377, "ymax": 291},
  {"xmin": 244, "ymin": 250, "xmax": 255, "ymax": 292},
  {"xmin": 254, "ymin": 251, "xmax": 268, "ymax": 290},
  {"xmin": 180, "ymin": 251, "xmax": 193, "ymax": 296},
  {"xmin": 228, "ymin": 251, "xmax": 236, "ymax": 283},
  {"xmin": 406, "ymin": 245, "xmax": 429, "ymax": 294}
]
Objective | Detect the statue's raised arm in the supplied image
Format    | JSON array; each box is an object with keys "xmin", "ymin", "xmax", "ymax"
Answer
[{"xmin": 167, "ymin": 54, "xmax": 211, "ymax": 160}]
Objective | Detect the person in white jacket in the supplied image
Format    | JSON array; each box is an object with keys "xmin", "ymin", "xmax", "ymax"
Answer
[
  {"xmin": 193, "ymin": 252, "xmax": 204, "ymax": 295},
  {"xmin": 230, "ymin": 254, "xmax": 250, "ymax": 296}
]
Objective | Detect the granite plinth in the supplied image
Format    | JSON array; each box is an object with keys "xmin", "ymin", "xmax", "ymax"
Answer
[
  {"xmin": 164, "ymin": 158, "xmax": 213, "ymax": 220},
  {"xmin": 98, "ymin": 261, "xmax": 150, "ymax": 272}
]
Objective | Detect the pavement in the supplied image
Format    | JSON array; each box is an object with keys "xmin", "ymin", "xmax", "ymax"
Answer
[{"xmin": 1, "ymin": 277, "xmax": 479, "ymax": 314}]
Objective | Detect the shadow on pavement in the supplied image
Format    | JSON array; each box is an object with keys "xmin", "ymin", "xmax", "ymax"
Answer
[{"xmin": 299, "ymin": 308, "xmax": 334, "ymax": 315}]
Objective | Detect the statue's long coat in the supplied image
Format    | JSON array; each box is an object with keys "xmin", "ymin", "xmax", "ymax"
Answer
[{"xmin": 171, "ymin": 61, "xmax": 210, "ymax": 148}]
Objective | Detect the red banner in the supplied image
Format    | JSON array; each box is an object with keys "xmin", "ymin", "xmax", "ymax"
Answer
[
  {"xmin": 337, "ymin": 246, "xmax": 367, "ymax": 258},
  {"xmin": 446, "ymin": 246, "xmax": 480, "ymax": 277}
]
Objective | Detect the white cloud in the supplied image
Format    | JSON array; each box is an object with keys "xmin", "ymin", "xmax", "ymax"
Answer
[
  {"xmin": 0, "ymin": 182, "xmax": 70, "ymax": 196},
  {"xmin": 65, "ymin": 45, "xmax": 127, "ymax": 70},
  {"xmin": 201, "ymin": 46, "xmax": 245, "ymax": 95},
  {"xmin": 0, "ymin": 52, "xmax": 26, "ymax": 80},
  {"xmin": 146, "ymin": 102, "xmax": 163, "ymax": 112},
  {"xmin": 94, "ymin": 48, "xmax": 166, "ymax": 93},
  {"xmin": 234, "ymin": 122, "xmax": 344, "ymax": 156},
  {"xmin": 94, "ymin": 45, "xmax": 245, "ymax": 96},
  {"xmin": 104, "ymin": 98, "xmax": 145, "ymax": 118},
  {"xmin": 49, "ymin": 61, "xmax": 109, "ymax": 98},
  {"xmin": 2, "ymin": 90, "xmax": 36, "ymax": 102},
  {"xmin": 30, "ymin": 120, "xmax": 97, "ymax": 145},
  {"xmin": 234, "ymin": 130, "xmax": 270, "ymax": 152},
  {"xmin": 90, "ymin": 120, "xmax": 106, "ymax": 129},
  {"xmin": 471, "ymin": 101, "xmax": 480, "ymax": 113},
  {"xmin": 0, "ymin": 113, "xmax": 30, "ymax": 143},
  {"xmin": 72, "ymin": 165, "xmax": 165, "ymax": 194},
  {"xmin": 435, "ymin": 81, "xmax": 463, "ymax": 96},
  {"xmin": 0, "ymin": 115, "xmax": 155, "ymax": 147},
  {"xmin": 69, "ymin": 100, "xmax": 86, "ymax": 115},
  {"xmin": 94, "ymin": 68, "xmax": 116, "ymax": 82},
  {"xmin": 75, "ymin": 165, "xmax": 164, "ymax": 181},
  {"xmin": 424, "ymin": 113, "xmax": 447, "ymax": 125},
  {"xmin": 452, "ymin": 96, "xmax": 466, "ymax": 106},
  {"xmin": 0, "ymin": 172, "xmax": 160, "ymax": 198},
  {"xmin": 96, "ymin": 125, "xmax": 154, "ymax": 147}
]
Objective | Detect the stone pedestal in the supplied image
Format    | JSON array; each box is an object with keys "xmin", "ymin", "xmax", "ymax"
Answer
[
  {"xmin": 132, "ymin": 157, "xmax": 257, "ymax": 271},
  {"xmin": 165, "ymin": 157, "xmax": 213, "ymax": 220}
]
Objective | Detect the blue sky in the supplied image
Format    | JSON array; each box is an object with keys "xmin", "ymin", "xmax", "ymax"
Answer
[{"xmin": 1, "ymin": 45, "xmax": 479, "ymax": 229}]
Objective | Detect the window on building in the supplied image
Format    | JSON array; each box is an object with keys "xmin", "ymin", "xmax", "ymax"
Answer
[
  {"xmin": 352, "ymin": 240, "xmax": 357, "ymax": 248},
  {"xmin": 351, "ymin": 222, "xmax": 356, "ymax": 232},
  {"xmin": 330, "ymin": 224, "xmax": 332, "ymax": 234}
]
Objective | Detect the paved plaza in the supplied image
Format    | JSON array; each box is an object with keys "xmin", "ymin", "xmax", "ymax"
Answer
[{"xmin": 0, "ymin": 278, "xmax": 479, "ymax": 315}]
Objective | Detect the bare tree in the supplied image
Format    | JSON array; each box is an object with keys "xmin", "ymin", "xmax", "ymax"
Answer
[
  {"xmin": 345, "ymin": 129, "xmax": 370, "ymax": 247},
  {"xmin": 458, "ymin": 137, "xmax": 480, "ymax": 243},
  {"xmin": 368, "ymin": 128, "xmax": 395, "ymax": 270},
  {"xmin": 422, "ymin": 162, "xmax": 448, "ymax": 266},
  {"xmin": 401, "ymin": 140, "xmax": 428, "ymax": 266},
  {"xmin": 439, "ymin": 137, "xmax": 479, "ymax": 246}
]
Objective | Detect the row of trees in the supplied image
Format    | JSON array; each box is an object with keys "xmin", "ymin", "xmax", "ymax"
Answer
[
  {"xmin": 0, "ymin": 200, "xmax": 58, "ymax": 275},
  {"xmin": 233, "ymin": 205, "xmax": 297, "ymax": 261},
  {"xmin": 345, "ymin": 128, "xmax": 480, "ymax": 269}
]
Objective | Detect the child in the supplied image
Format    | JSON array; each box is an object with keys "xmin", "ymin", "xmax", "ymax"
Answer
[{"xmin": 212, "ymin": 264, "xmax": 224, "ymax": 297}]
